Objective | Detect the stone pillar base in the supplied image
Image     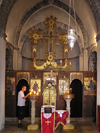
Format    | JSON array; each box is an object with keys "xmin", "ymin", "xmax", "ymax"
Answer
[
  {"xmin": 27, "ymin": 124, "xmax": 39, "ymax": 131},
  {"xmin": 63, "ymin": 124, "xmax": 74, "ymax": 130}
]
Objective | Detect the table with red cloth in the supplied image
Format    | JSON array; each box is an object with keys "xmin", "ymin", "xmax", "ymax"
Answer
[
  {"xmin": 55, "ymin": 110, "xmax": 69, "ymax": 129},
  {"xmin": 41, "ymin": 105, "xmax": 69, "ymax": 133},
  {"xmin": 41, "ymin": 105, "xmax": 55, "ymax": 133}
]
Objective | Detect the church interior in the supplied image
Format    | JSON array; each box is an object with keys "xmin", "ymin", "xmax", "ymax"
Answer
[{"xmin": 0, "ymin": 0, "xmax": 100, "ymax": 132}]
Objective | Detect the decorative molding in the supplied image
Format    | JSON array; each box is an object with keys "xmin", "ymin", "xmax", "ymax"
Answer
[
  {"xmin": 96, "ymin": 33, "xmax": 100, "ymax": 42},
  {"xmin": 0, "ymin": 0, "xmax": 99, "ymax": 47},
  {"xmin": 6, "ymin": 41, "xmax": 19, "ymax": 50},
  {"xmin": 15, "ymin": 1, "xmax": 87, "ymax": 47}
]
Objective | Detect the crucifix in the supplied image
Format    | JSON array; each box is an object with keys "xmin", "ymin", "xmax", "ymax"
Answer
[
  {"xmin": 29, "ymin": 16, "xmax": 70, "ymax": 70},
  {"xmin": 29, "ymin": 16, "xmax": 67, "ymax": 60},
  {"xmin": 45, "ymin": 119, "xmax": 51, "ymax": 125}
]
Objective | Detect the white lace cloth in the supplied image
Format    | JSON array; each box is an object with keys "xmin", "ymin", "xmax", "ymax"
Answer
[
  {"xmin": 55, "ymin": 110, "xmax": 67, "ymax": 117},
  {"xmin": 41, "ymin": 105, "xmax": 55, "ymax": 119}
]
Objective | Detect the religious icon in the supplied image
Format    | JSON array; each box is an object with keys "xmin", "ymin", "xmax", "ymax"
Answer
[
  {"xmin": 43, "ymin": 80, "xmax": 57, "ymax": 109},
  {"xmin": 64, "ymin": 46, "xmax": 68, "ymax": 58},
  {"xmin": 43, "ymin": 72, "xmax": 57, "ymax": 85},
  {"xmin": 32, "ymin": 45, "xmax": 37, "ymax": 58},
  {"xmin": 59, "ymin": 78, "xmax": 69, "ymax": 95},
  {"xmin": 5, "ymin": 77, "xmax": 15, "ymax": 95},
  {"xmin": 30, "ymin": 79, "xmax": 41, "ymax": 95},
  {"xmin": 84, "ymin": 77, "xmax": 97, "ymax": 95}
]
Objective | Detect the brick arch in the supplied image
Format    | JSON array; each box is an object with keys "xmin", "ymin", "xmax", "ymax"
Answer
[
  {"xmin": 86, "ymin": 0, "xmax": 100, "ymax": 41},
  {"xmin": 0, "ymin": 0, "xmax": 99, "ymax": 41},
  {"xmin": 14, "ymin": 1, "xmax": 87, "ymax": 47},
  {"xmin": 0, "ymin": 0, "xmax": 17, "ymax": 36}
]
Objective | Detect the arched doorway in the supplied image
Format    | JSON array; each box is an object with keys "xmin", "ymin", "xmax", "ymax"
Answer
[
  {"xmin": 70, "ymin": 79, "xmax": 83, "ymax": 117},
  {"xmin": 16, "ymin": 79, "xmax": 30, "ymax": 117}
]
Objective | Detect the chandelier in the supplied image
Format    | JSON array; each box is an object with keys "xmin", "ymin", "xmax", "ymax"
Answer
[{"xmin": 66, "ymin": 0, "xmax": 78, "ymax": 50}]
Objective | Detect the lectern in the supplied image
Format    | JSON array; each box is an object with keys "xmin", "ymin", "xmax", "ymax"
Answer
[{"xmin": 41, "ymin": 105, "xmax": 55, "ymax": 133}]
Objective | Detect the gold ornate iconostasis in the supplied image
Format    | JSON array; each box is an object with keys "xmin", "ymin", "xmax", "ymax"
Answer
[
  {"xmin": 5, "ymin": 70, "xmax": 97, "ymax": 119},
  {"xmin": 43, "ymin": 80, "xmax": 57, "ymax": 109}
]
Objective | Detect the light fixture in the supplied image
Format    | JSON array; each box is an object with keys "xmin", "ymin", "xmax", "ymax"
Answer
[{"xmin": 66, "ymin": 0, "xmax": 78, "ymax": 50}]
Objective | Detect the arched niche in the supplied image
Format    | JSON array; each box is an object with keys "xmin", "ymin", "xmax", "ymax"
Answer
[
  {"xmin": 70, "ymin": 79, "xmax": 83, "ymax": 117},
  {"xmin": 16, "ymin": 79, "xmax": 30, "ymax": 117}
]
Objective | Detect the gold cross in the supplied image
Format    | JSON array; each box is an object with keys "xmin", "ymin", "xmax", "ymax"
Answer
[
  {"xmin": 45, "ymin": 119, "xmax": 51, "ymax": 125},
  {"xmin": 29, "ymin": 16, "xmax": 69, "ymax": 70},
  {"xmin": 29, "ymin": 15, "xmax": 68, "ymax": 53}
]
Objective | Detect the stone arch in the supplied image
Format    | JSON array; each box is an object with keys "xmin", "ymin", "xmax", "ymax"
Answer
[
  {"xmin": 0, "ymin": 0, "xmax": 99, "ymax": 39},
  {"xmin": 86, "ymin": 0, "xmax": 100, "ymax": 41},
  {"xmin": 14, "ymin": 1, "xmax": 87, "ymax": 48}
]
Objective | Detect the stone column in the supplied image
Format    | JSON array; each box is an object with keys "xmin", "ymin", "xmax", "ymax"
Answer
[
  {"xmin": 66, "ymin": 99, "xmax": 72, "ymax": 124},
  {"xmin": 79, "ymin": 54, "xmax": 83, "ymax": 71},
  {"xmin": 17, "ymin": 49, "xmax": 22, "ymax": 70},
  {"xmin": 83, "ymin": 48, "xmax": 88, "ymax": 71},
  {"xmin": 0, "ymin": 36, "xmax": 6, "ymax": 131},
  {"xmin": 30, "ymin": 99, "xmax": 36, "ymax": 124},
  {"xmin": 13, "ymin": 50, "xmax": 18, "ymax": 70},
  {"xmin": 97, "ymin": 39, "xmax": 100, "ymax": 105}
]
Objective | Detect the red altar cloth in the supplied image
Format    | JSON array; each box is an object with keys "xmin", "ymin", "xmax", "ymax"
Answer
[
  {"xmin": 55, "ymin": 110, "xmax": 69, "ymax": 128},
  {"xmin": 41, "ymin": 105, "xmax": 55, "ymax": 133}
]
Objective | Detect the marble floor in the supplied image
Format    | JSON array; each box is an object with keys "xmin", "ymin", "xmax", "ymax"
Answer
[{"xmin": 0, "ymin": 121, "xmax": 99, "ymax": 133}]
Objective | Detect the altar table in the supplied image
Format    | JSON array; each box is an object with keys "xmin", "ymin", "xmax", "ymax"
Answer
[
  {"xmin": 55, "ymin": 110, "xmax": 69, "ymax": 129},
  {"xmin": 41, "ymin": 105, "xmax": 55, "ymax": 133},
  {"xmin": 41, "ymin": 105, "xmax": 69, "ymax": 133}
]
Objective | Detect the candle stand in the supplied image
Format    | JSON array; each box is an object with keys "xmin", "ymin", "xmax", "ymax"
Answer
[
  {"xmin": 27, "ymin": 95, "xmax": 40, "ymax": 131},
  {"xmin": 62, "ymin": 93, "xmax": 74, "ymax": 130}
]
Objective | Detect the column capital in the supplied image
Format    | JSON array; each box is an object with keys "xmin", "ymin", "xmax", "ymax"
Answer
[
  {"xmin": 0, "ymin": 31, "xmax": 7, "ymax": 40},
  {"xmin": 79, "ymin": 54, "xmax": 83, "ymax": 57},
  {"xmin": 82, "ymin": 47, "xmax": 88, "ymax": 51},
  {"xmin": 96, "ymin": 33, "xmax": 100, "ymax": 42}
]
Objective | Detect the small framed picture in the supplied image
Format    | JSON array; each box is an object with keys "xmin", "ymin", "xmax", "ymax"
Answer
[
  {"xmin": 30, "ymin": 78, "xmax": 41, "ymax": 94},
  {"xmin": 59, "ymin": 78, "xmax": 69, "ymax": 95}
]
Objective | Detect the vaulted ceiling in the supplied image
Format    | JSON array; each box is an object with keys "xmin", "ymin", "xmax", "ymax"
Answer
[{"xmin": 0, "ymin": 0, "xmax": 100, "ymax": 49}]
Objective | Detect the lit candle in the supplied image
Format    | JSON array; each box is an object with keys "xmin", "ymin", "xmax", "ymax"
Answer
[
  {"xmin": 38, "ymin": 89, "xmax": 40, "ymax": 92},
  {"xmin": 34, "ymin": 91, "xmax": 36, "ymax": 95},
  {"xmin": 30, "ymin": 91, "xmax": 32, "ymax": 95},
  {"xmin": 60, "ymin": 60, "xmax": 62, "ymax": 64},
  {"xmin": 64, "ymin": 88, "xmax": 65, "ymax": 94},
  {"xmin": 37, "ymin": 92, "xmax": 39, "ymax": 96}
]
